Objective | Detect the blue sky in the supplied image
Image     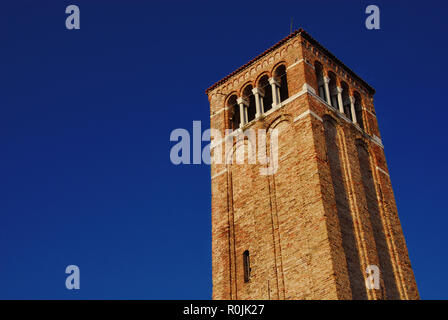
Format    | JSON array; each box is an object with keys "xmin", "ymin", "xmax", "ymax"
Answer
[{"xmin": 0, "ymin": 0, "xmax": 447, "ymax": 299}]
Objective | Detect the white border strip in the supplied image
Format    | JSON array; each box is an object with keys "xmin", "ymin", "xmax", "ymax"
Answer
[
  {"xmin": 210, "ymin": 83, "xmax": 384, "ymax": 149},
  {"xmin": 363, "ymin": 107, "xmax": 377, "ymax": 118},
  {"xmin": 211, "ymin": 169, "xmax": 227, "ymax": 179},
  {"xmin": 211, "ymin": 106, "xmax": 228, "ymax": 119},
  {"xmin": 376, "ymin": 166, "xmax": 389, "ymax": 177},
  {"xmin": 294, "ymin": 109, "xmax": 323, "ymax": 122},
  {"xmin": 307, "ymin": 90, "xmax": 384, "ymax": 148},
  {"xmin": 287, "ymin": 59, "xmax": 303, "ymax": 70}
]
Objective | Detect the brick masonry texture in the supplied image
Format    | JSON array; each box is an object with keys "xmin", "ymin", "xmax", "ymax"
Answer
[{"xmin": 206, "ymin": 30, "xmax": 419, "ymax": 300}]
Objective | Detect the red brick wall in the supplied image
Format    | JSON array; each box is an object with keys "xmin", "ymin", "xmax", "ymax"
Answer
[{"xmin": 207, "ymin": 33, "xmax": 419, "ymax": 300}]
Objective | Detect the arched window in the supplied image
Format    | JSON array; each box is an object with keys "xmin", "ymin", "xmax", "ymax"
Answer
[
  {"xmin": 328, "ymin": 72, "xmax": 339, "ymax": 110},
  {"xmin": 354, "ymin": 92, "xmax": 364, "ymax": 130},
  {"xmin": 315, "ymin": 61, "xmax": 327, "ymax": 101},
  {"xmin": 258, "ymin": 75, "xmax": 272, "ymax": 113},
  {"xmin": 227, "ymin": 94, "xmax": 240, "ymax": 130},
  {"xmin": 243, "ymin": 250, "xmax": 251, "ymax": 283},
  {"xmin": 242, "ymin": 85, "xmax": 256, "ymax": 123},
  {"xmin": 341, "ymin": 82, "xmax": 352, "ymax": 120},
  {"xmin": 274, "ymin": 65, "xmax": 289, "ymax": 102}
]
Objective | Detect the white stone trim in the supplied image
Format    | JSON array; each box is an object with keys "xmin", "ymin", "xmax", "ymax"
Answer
[
  {"xmin": 211, "ymin": 169, "xmax": 227, "ymax": 179},
  {"xmin": 287, "ymin": 59, "xmax": 303, "ymax": 69},
  {"xmin": 252, "ymin": 87, "xmax": 265, "ymax": 96},
  {"xmin": 237, "ymin": 97, "xmax": 248, "ymax": 106},
  {"xmin": 306, "ymin": 88, "xmax": 385, "ymax": 149},
  {"xmin": 301, "ymin": 83, "xmax": 316, "ymax": 95},
  {"xmin": 210, "ymin": 128, "xmax": 243, "ymax": 150},
  {"xmin": 211, "ymin": 81, "xmax": 315, "ymax": 120},
  {"xmin": 363, "ymin": 107, "xmax": 377, "ymax": 118},
  {"xmin": 376, "ymin": 166, "xmax": 389, "ymax": 177},
  {"xmin": 211, "ymin": 83, "xmax": 384, "ymax": 150},
  {"xmin": 268, "ymin": 77, "xmax": 280, "ymax": 87},
  {"xmin": 210, "ymin": 106, "xmax": 228, "ymax": 119},
  {"xmin": 338, "ymin": 112, "xmax": 351, "ymax": 123},
  {"xmin": 293, "ymin": 109, "xmax": 323, "ymax": 123},
  {"xmin": 211, "ymin": 87, "xmax": 311, "ymax": 149},
  {"xmin": 371, "ymin": 134, "xmax": 384, "ymax": 148},
  {"xmin": 276, "ymin": 89, "xmax": 304, "ymax": 107}
]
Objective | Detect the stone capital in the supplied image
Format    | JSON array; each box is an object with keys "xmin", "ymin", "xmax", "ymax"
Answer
[
  {"xmin": 268, "ymin": 77, "xmax": 280, "ymax": 87},
  {"xmin": 237, "ymin": 97, "xmax": 249, "ymax": 106},
  {"xmin": 252, "ymin": 87, "xmax": 265, "ymax": 97}
]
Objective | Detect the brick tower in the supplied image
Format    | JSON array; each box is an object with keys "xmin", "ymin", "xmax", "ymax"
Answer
[{"xmin": 205, "ymin": 29, "xmax": 419, "ymax": 300}]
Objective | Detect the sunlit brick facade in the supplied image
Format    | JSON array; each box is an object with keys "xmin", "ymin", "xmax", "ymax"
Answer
[{"xmin": 206, "ymin": 29, "xmax": 419, "ymax": 300}]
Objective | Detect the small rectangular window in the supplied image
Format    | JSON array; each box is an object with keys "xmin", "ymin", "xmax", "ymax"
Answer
[{"xmin": 243, "ymin": 250, "xmax": 251, "ymax": 283}]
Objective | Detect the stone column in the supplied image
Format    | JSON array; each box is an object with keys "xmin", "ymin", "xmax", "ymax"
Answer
[
  {"xmin": 323, "ymin": 76, "xmax": 331, "ymax": 105},
  {"xmin": 337, "ymin": 87, "xmax": 344, "ymax": 114},
  {"xmin": 349, "ymin": 96, "xmax": 358, "ymax": 124},
  {"xmin": 237, "ymin": 97, "xmax": 248, "ymax": 128},
  {"xmin": 252, "ymin": 87, "xmax": 264, "ymax": 118},
  {"xmin": 269, "ymin": 77, "xmax": 280, "ymax": 108}
]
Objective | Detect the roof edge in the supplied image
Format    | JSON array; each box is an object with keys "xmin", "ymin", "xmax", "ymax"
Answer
[{"xmin": 205, "ymin": 28, "xmax": 375, "ymax": 95}]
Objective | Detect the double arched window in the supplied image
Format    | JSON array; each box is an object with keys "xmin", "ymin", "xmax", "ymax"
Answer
[
  {"xmin": 227, "ymin": 64, "xmax": 289, "ymax": 129},
  {"xmin": 314, "ymin": 60, "xmax": 366, "ymax": 130}
]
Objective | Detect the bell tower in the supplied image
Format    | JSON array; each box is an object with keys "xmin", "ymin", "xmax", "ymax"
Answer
[{"xmin": 205, "ymin": 29, "xmax": 419, "ymax": 300}]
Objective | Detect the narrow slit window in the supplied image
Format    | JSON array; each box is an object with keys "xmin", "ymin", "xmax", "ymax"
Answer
[{"xmin": 243, "ymin": 250, "xmax": 251, "ymax": 283}]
